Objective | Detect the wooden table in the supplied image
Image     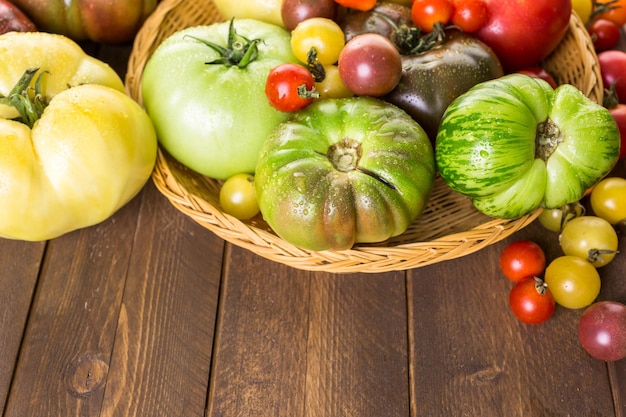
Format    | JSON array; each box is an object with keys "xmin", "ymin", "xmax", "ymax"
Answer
[{"xmin": 1, "ymin": 35, "xmax": 626, "ymax": 417}]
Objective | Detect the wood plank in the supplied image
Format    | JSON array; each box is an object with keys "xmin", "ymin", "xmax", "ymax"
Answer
[
  {"xmin": 100, "ymin": 182, "xmax": 223, "ymax": 417},
  {"xmin": 303, "ymin": 272, "xmax": 409, "ymax": 417},
  {"xmin": 0, "ymin": 240, "xmax": 46, "ymax": 411},
  {"xmin": 206, "ymin": 247, "xmax": 311, "ymax": 417},
  {"xmin": 408, "ymin": 222, "xmax": 616, "ymax": 416},
  {"xmin": 207, "ymin": 246, "xmax": 409, "ymax": 417},
  {"xmin": 3, "ymin": 192, "xmax": 144, "ymax": 417}
]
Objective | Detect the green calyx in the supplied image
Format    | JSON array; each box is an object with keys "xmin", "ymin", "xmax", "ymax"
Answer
[
  {"xmin": 187, "ymin": 18, "xmax": 261, "ymax": 68},
  {"xmin": 0, "ymin": 67, "xmax": 48, "ymax": 129}
]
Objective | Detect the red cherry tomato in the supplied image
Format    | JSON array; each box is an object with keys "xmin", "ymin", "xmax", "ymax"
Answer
[
  {"xmin": 411, "ymin": 0, "xmax": 454, "ymax": 32},
  {"xmin": 451, "ymin": 0, "xmax": 488, "ymax": 33},
  {"xmin": 509, "ymin": 277, "xmax": 555, "ymax": 325},
  {"xmin": 499, "ymin": 240, "xmax": 546, "ymax": 282},
  {"xmin": 265, "ymin": 63, "xmax": 317, "ymax": 112},
  {"xmin": 587, "ymin": 18, "xmax": 621, "ymax": 52}
]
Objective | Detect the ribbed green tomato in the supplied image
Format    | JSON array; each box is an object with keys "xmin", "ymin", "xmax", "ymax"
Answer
[
  {"xmin": 435, "ymin": 74, "xmax": 620, "ymax": 219},
  {"xmin": 255, "ymin": 97, "xmax": 435, "ymax": 251}
]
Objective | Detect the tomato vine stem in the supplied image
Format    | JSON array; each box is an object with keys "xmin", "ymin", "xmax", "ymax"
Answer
[{"xmin": 187, "ymin": 18, "xmax": 261, "ymax": 68}]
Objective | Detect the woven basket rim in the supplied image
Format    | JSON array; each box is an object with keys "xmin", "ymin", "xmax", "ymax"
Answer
[{"xmin": 125, "ymin": 2, "xmax": 600, "ymax": 273}]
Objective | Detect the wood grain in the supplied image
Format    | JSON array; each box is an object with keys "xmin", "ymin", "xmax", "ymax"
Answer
[
  {"xmin": 0, "ymin": 240, "xmax": 45, "ymax": 411},
  {"xmin": 3, "ymin": 194, "xmax": 143, "ymax": 417},
  {"xmin": 100, "ymin": 182, "xmax": 223, "ymax": 417}
]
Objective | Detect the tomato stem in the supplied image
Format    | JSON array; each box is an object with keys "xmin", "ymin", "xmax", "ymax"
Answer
[
  {"xmin": 328, "ymin": 138, "xmax": 362, "ymax": 172},
  {"xmin": 187, "ymin": 19, "xmax": 261, "ymax": 69},
  {"xmin": 535, "ymin": 118, "xmax": 562, "ymax": 160},
  {"xmin": 533, "ymin": 277, "xmax": 549, "ymax": 295},
  {"xmin": 0, "ymin": 67, "xmax": 47, "ymax": 129}
]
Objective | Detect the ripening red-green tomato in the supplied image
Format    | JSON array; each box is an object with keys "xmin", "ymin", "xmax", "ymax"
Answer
[
  {"xmin": 559, "ymin": 216, "xmax": 619, "ymax": 267},
  {"xmin": 338, "ymin": 33, "xmax": 402, "ymax": 97},
  {"xmin": 290, "ymin": 17, "xmax": 345, "ymax": 65},
  {"xmin": 219, "ymin": 173, "xmax": 260, "ymax": 220},
  {"xmin": 544, "ymin": 255, "xmax": 601, "ymax": 309},
  {"xmin": 590, "ymin": 177, "xmax": 626, "ymax": 225}
]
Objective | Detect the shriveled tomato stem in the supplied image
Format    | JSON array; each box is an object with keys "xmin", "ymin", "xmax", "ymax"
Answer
[
  {"xmin": 535, "ymin": 118, "xmax": 562, "ymax": 160},
  {"xmin": 328, "ymin": 138, "xmax": 362, "ymax": 172},
  {"xmin": 0, "ymin": 67, "xmax": 47, "ymax": 128}
]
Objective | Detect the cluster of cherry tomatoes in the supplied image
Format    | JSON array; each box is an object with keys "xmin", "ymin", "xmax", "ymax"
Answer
[
  {"xmin": 264, "ymin": 0, "xmax": 497, "ymax": 114},
  {"xmin": 499, "ymin": 176, "xmax": 626, "ymax": 361}
]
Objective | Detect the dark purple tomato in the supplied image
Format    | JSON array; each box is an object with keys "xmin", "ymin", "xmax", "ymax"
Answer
[
  {"xmin": 383, "ymin": 31, "xmax": 503, "ymax": 143},
  {"xmin": 339, "ymin": 1, "xmax": 413, "ymax": 43},
  {"xmin": 579, "ymin": 301, "xmax": 626, "ymax": 362},
  {"xmin": 281, "ymin": 0, "xmax": 338, "ymax": 31}
]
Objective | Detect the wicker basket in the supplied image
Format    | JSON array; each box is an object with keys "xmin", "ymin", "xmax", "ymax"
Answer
[{"xmin": 125, "ymin": 1, "xmax": 603, "ymax": 273}]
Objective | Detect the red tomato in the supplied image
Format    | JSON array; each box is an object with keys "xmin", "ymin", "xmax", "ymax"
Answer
[
  {"xmin": 451, "ymin": 0, "xmax": 488, "ymax": 33},
  {"xmin": 517, "ymin": 67, "xmax": 557, "ymax": 88},
  {"xmin": 265, "ymin": 63, "xmax": 317, "ymax": 112},
  {"xmin": 474, "ymin": 0, "xmax": 572, "ymax": 72},
  {"xmin": 593, "ymin": 0, "xmax": 626, "ymax": 26},
  {"xmin": 509, "ymin": 277, "xmax": 555, "ymax": 325},
  {"xmin": 499, "ymin": 240, "xmax": 547, "ymax": 283},
  {"xmin": 587, "ymin": 18, "xmax": 621, "ymax": 52},
  {"xmin": 411, "ymin": 0, "xmax": 454, "ymax": 32},
  {"xmin": 598, "ymin": 50, "xmax": 626, "ymax": 104}
]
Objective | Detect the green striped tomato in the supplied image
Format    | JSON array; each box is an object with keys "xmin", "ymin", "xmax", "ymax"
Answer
[{"xmin": 435, "ymin": 74, "xmax": 620, "ymax": 219}]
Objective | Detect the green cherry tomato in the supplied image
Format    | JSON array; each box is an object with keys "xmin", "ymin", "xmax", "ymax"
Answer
[
  {"xmin": 544, "ymin": 255, "xmax": 601, "ymax": 309},
  {"xmin": 590, "ymin": 177, "xmax": 626, "ymax": 225},
  {"xmin": 219, "ymin": 173, "xmax": 260, "ymax": 220},
  {"xmin": 559, "ymin": 216, "xmax": 619, "ymax": 267},
  {"xmin": 290, "ymin": 17, "xmax": 345, "ymax": 65},
  {"xmin": 537, "ymin": 202, "xmax": 585, "ymax": 232}
]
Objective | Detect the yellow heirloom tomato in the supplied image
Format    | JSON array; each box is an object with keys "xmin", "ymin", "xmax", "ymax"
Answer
[{"xmin": 0, "ymin": 32, "xmax": 157, "ymax": 241}]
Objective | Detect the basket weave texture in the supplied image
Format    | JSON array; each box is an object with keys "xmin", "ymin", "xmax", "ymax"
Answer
[{"xmin": 126, "ymin": 0, "xmax": 603, "ymax": 273}]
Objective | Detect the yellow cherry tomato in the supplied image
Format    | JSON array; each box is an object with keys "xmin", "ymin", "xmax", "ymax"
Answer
[
  {"xmin": 315, "ymin": 65, "xmax": 354, "ymax": 99},
  {"xmin": 290, "ymin": 17, "xmax": 345, "ymax": 65}
]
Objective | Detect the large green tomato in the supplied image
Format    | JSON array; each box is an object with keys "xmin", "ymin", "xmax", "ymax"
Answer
[
  {"xmin": 0, "ymin": 32, "xmax": 157, "ymax": 241},
  {"xmin": 142, "ymin": 19, "xmax": 298, "ymax": 180},
  {"xmin": 255, "ymin": 97, "xmax": 436, "ymax": 251},
  {"xmin": 436, "ymin": 74, "xmax": 620, "ymax": 219}
]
